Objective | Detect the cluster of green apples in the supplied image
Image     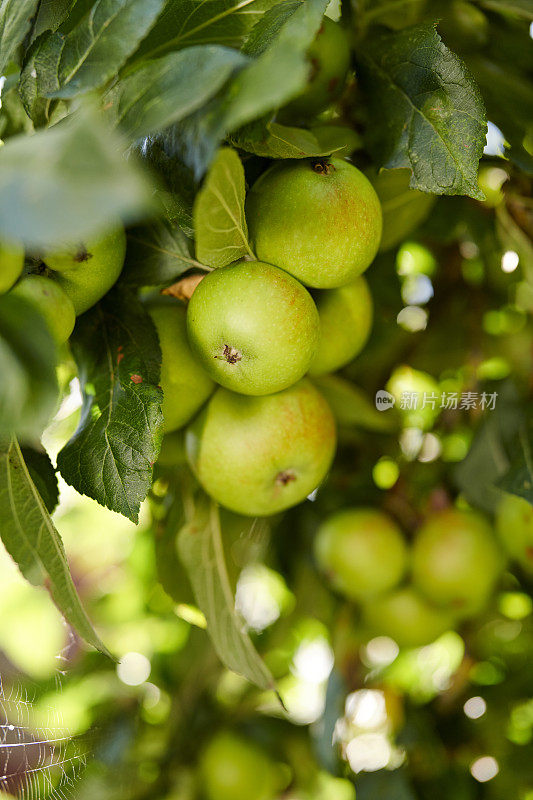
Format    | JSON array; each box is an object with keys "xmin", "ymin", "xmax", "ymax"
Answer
[
  {"xmin": 0, "ymin": 227, "xmax": 126, "ymax": 342},
  {"xmin": 153, "ymin": 155, "xmax": 382, "ymax": 517},
  {"xmin": 315, "ymin": 506, "xmax": 506, "ymax": 648}
]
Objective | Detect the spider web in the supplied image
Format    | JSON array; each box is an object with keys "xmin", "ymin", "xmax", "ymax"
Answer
[{"xmin": 0, "ymin": 627, "xmax": 89, "ymax": 800}]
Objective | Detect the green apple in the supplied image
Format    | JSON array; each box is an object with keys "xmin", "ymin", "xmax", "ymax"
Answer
[
  {"xmin": 495, "ymin": 493, "xmax": 533, "ymax": 575},
  {"xmin": 412, "ymin": 508, "xmax": 504, "ymax": 618},
  {"xmin": 186, "ymin": 379, "xmax": 336, "ymax": 516},
  {"xmin": 314, "ymin": 508, "xmax": 408, "ymax": 601},
  {"xmin": 10, "ymin": 275, "xmax": 75, "ymax": 344},
  {"xmin": 308, "ymin": 277, "xmax": 373, "ymax": 376},
  {"xmin": 0, "ymin": 239, "xmax": 24, "ymax": 294},
  {"xmin": 363, "ymin": 587, "xmax": 455, "ymax": 648},
  {"xmin": 370, "ymin": 169, "xmax": 436, "ymax": 252},
  {"xmin": 199, "ymin": 732, "xmax": 286, "ymax": 800},
  {"xmin": 148, "ymin": 298, "xmax": 214, "ymax": 433},
  {"xmin": 44, "ymin": 226, "xmax": 126, "ymax": 315},
  {"xmin": 246, "ymin": 158, "xmax": 382, "ymax": 289},
  {"xmin": 281, "ymin": 17, "xmax": 351, "ymax": 120},
  {"xmin": 186, "ymin": 261, "xmax": 319, "ymax": 396}
]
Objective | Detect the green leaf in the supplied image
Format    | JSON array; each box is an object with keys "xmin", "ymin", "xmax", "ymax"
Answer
[
  {"xmin": 0, "ymin": 295, "xmax": 58, "ymax": 442},
  {"xmin": 20, "ymin": 446, "xmax": 59, "ymax": 514},
  {"xmin": 357, "ymin": 23, "xmax": 486, "ymax": 200},
  {"xmin": 134, "ymin": 0, "xmax": 277, "ymax": 61},
  {"xmin": 230, "ymin": 120, "xmax": 338, "ymax": 158},
  {"xmin": 193, "ymin": 147, "xmax": 253, "ymax": 269},
  {"xmin": 313, "ymin": 374, "xmax": 399, "ymax": 432},
  {"xmin": 135, "ymin": 133, "xmax": 196, "ymax": 237},
  {"xmin": 478, "ymin": 0, "xmax": 533, "ymax": 19},
  {"xmin": 465, "ymin": 54, "xmax": 533, "ymax": 173},
  {"xmin": 497, "ymin": 409, "xmax": 533, "ymax": 504},
  {"xmin": 57, "ymin": 288, "xmax": 164, "ymax": 523},
  {"xmin": 106, "ymin": 46, "xmax": 247, "ymax": 142},
  {"xmin": 31, "ymin": 0, "xmax": 77, "ymax": 39},
  {"xmin": 371, "ymin": 167, "xmax": 436, "ymax": 252},
  {"xmin": 177, "ymin": 494, "xmax": 277, "ymax": 692},
  {"xmin": 123, "ymin": 222, "xmax": 200, "ymax": 287},
  {"xmin": 0, "ymin": 0, "xmax": 40, "ymax": 73},
  {"xmin": 32, "ymin": 0, "xmax": 165, "ymax": 99},
  {"xmin": 454, "ymin": 383, "xmax": 523, "ymax": 514},
  {"xmin": 0, "ymin": 108, "xmax": 151, "ymax": 249},
  {"xmin": 172, "ymin": 0, "xmax": 328, "ymax": 176},
  {"xmin": 0, "ymin": 435, "xmax": 111, "ymax": 657}
]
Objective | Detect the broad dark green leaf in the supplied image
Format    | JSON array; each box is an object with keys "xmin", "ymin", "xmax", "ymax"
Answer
[
  {"xmin": 0, "ymin": 108, "xmax": 151, "ymax": 249},
  {"xmin": 57, "ymin": 289, "xmax": 164, "ymax": 523},
  {"xmin": 454, "ymin": 383, "xmax": 523, "ymax": 513},
  {"xmin": 135, "ymin": 133, "xmax": 196, "ymax": 237},
  {"xmin": 231, "ymin": 120, "xmax": 337, "ymax": 158},
  {"xmin": 0, "ymin": 295, "xmax": 58, "ymax": 442},
  {"xmin": 20, "ymin": 446, "xmax": 59, "ymax": 514},
  {"xmin": 107, "ymin": 46, "xmax": 246, "ymax": 141},
  {"xmin": 123, "ymin": 222, "xmax": 200, "ymax": 286},
  {"xmin": 0, "ymin": 435, "xmax": 111, "ymax": 656},
  {"xmin": 194, "ymin": 147, "xmax": 253, "ymax": 269},
  {"xmin": 177, "ymin": 494, "xmax": 277, "ymax": 691},
  {"xmin": 355, "ymin": 769, "xmax": 417, "ymax": 800},
  {"xmin": 497, "ymin": 409, "xmax": 533, "ymax": 504},
  {"xmin": 32, "ymin": 0, "xmax": 165, "ymax": 99},
  {"xmin": 0, "ymin": 0, "xmax": 40, "ymax": 73},
  {"xmin": 357, "ymin": 23, "xmax": 486, "ymax": 200},
  {"xmin": 242, "ymin": 0, "xmax": 301, "ymax": 56},
  {"xmin": 31, "ymin": 0, "xmax": 77, "ymax": 38},
  {"xmin": 172, "ymin": 0, "xmax": 328, "ymax": 176},
  {"xmin": 465, "ymin": 54, "xmax": 533, "ymax": 174},
  {"xmin": 134, "ymin": 0, "xmax": 276, "ymax": 60},
  {"xmin": 478, "ymin": 0, "xmax": 533, "ymax": 18}
]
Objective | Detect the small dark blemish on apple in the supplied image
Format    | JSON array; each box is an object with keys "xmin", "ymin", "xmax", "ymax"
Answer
[
  {"xmin": 328, "ymin": 76, "xmax": 339, "ymax": 94},
  {"xmin": 74, "ymin": 244, "xmax": 93, "ymax": 263},
  {"xmin": 309, "ymin": 56, "xmax": 320, "ymax": 82},
  {"xmin": 276, "ymin": 469, "xmax": 297, "ymax": 487},
  {"xmin": 216, "ymin": 344, "xmax": 242, "ymax": 365}
]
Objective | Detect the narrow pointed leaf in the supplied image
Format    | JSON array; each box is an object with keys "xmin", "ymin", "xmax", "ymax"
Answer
[{"xmin": 0, "ymin": 436, "xmax": 112, "ymax": 657}]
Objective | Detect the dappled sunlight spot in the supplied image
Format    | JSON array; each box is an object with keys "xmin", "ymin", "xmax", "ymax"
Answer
[
  {"xmin": 401, "ymin": 274, "xmax": 433, "ymax": 306},
  {"xmin": 362, "ymin": 637, "xmax": 400, "ymax": 668},
  {"xmin": 397, "ymin": 306, "xmax": 428, "ymax": 332},
  {"xmin": 345, "ymin": 733, "xmax": 391, "ymax": 774},
  {"xmin": 235, "ymin": 564, "xmax": 292, "ymax": 632},
  {"xmin": 501, "ymin": 250, "xmax": 519, "ymax": 273},
  {"xmin": 484, "ymin": 122, "xmax": 505, "ymax": 156},
  {"xmin": 418, "ymin": 433, "xmax": 441, "ymax": 463},
  {"xmin": 345, "ymin": 690, "xmax": 387, "ymax": 730},
  {"xmin": 470, "ymin": 755, "xmax": 499, "ymax": 783},
  {"xmin": 291, "ymin": 637, "xmax": 334, "ymax": 684},
  {"xmin": 117, "ymin": 652, "xmax": 151, "ymax": 686},
  {"xmin": 399, "ymin": 427, "xmax": 424, "ymax": 460},
  {"xmin": 464, "ymin": 696, "xmax": 486, "ymax": 720}
]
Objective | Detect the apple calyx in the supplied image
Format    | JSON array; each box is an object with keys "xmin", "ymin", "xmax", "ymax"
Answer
[
  {"xmin": 216, "ymin": 344, "xmax": 242, "ymax": 364},
  {"xmin": 312, "ymin": 159, "xmax": 335, "ymax": 175}
]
